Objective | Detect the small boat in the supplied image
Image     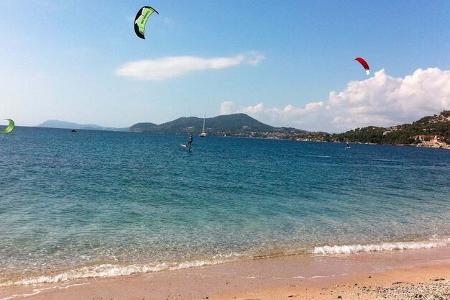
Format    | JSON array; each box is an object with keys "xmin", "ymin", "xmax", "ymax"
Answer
[
  {"xmin": 71, "ymin": 129, "xmax": 77, "ymax": 133},
  {"xmin": 200, "ymin": 115, "xmax": 207, "ymax": 137}
]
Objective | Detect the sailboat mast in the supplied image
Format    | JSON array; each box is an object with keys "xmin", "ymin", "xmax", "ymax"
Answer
[{"xmin": 200, "ymin": 115, "xmax": 207, "ymax": 137}]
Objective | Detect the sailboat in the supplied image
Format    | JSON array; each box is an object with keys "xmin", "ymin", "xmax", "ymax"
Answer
[{"xmin": 200, "ymin": 115, "xmax": 207, "ymax": 137}]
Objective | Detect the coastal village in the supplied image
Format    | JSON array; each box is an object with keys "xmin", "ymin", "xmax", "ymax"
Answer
[{"xmin": 235, "ymin": 111, "xmax": 450, "ymax": 150}]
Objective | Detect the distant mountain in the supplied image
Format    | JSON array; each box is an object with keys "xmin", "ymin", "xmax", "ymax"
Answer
[
  {"xmin": 38, "ymin": 120, "xmax": 126, "ymax": 131},
  {"xmin": 37, "ymin": 111, "xmax": 450, "ymax": 149},
  {"xmin": 129, "ymin": 113, "xmax": 308, "ymax": 136},
  {"xmin": 129, "ymin": 122, "xmax": 158, "ymax": 132}
]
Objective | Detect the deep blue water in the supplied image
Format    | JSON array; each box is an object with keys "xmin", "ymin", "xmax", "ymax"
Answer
[{"xmin": 1, "ymin": 127, "xmax": 449, "ymax": 283}]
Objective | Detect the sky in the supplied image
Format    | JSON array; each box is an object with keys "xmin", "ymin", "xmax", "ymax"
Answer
[{"xmin": 1, "ymin": 0, "xmax": 450, "ymax": 132}]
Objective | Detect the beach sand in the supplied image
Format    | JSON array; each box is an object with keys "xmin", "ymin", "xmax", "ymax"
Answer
[{"xmin": 1, "ymin": 247, "xmax": 449, "ymax": 300}]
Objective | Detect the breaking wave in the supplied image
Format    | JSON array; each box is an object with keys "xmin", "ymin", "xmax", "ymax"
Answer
[
  {"xmin": 313, "ymin": 238, "xmax": 450, "ymax": 255},
  {"xmin": 0, "ymin": 256, "xmax": 240, "ymax": 287}
]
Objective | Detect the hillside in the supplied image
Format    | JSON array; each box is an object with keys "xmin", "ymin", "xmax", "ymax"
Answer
[
  {"xmin": 129, "ymin": 113, "xmax": 307, "ymax": 137},
  {"xmin": 333, "ymin": 111, "xmax": 450, "ymax": 149},
  {"xmin": 38, "ymin": 111, "xmax": 450, "ymax": 149},
  {"xmin": 129, "ymin": 122, "xmax": 158, "ymax": 132}
]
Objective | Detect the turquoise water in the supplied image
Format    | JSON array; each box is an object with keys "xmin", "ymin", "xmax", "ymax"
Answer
[{"xmin": 1, "ymin": 127, "xmax": 450, "ymax": 284}]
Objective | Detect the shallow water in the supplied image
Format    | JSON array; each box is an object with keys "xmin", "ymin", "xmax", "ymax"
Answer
[{"xmin": 0, "ymin": 127, "xmax": 449, "ymax": 284}]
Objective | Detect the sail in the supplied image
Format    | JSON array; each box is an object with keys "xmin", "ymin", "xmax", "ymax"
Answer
[
  {"xmin": 200, "ymin": 116, "xmax": 207, "ymax": 137},
  {"xmin": 1, "ymin": 119, "xmax": 15, "ymax": 134},
  {"xmin": 134, "ymin": 6, "xmax": 159, "ymax": 39}
]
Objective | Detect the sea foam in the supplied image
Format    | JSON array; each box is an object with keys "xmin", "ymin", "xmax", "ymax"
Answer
[
  {"xmin": 312, "ymin": 238, "xmax": 450, "ymax": 255},
  {"xmin": 2, "ymin": 239, "xmax": 450, "ymax": 287},
  {"xmin": 0, "ymin": 256, "xmax": 239, "ymax": 287}
]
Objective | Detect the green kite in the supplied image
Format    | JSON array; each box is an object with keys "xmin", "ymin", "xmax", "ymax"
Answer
[
  {"xmin": 1, "ymin": 119, "xmax": 15, "ymax": 134},
  {"xmin": 134, "ymin": 6, "xmax": 159, "ymax": 39}
]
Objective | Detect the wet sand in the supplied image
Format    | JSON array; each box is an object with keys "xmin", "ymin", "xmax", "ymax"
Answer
[{"xmin": 1, "ymin": 247, "xmax": 449, "ymax": 299}]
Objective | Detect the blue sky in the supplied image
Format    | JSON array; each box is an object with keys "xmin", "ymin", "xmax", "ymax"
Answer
[{"xmin": 1, "ymin": 0, "xmax": 450, "ymax": 131}]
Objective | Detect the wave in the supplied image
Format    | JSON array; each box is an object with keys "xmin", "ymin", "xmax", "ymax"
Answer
[
  {"xmin": 1, "ymin": 283, "xmax": 89, "ymax": 300},
  {"xmin": 3, "ymin": 238, "xmax": 450, "ymax": 287},
  {"xmin": 373, "ymin": 159, "xmax": 403, "ymax": 162},
  {"xmin": 312, "ymin": 238, "xmax": 450, "ymax": 255},
  {"xmin": 303, "ymin": 155, "xmax": 331, "ymax": 158},
  {"xmin": 0, "ymin": 256, "xmax": 240, "ymax": 287}
]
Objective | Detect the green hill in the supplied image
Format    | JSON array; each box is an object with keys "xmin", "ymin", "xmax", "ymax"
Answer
[
  {"xmin": 129, "ymin": 113, "xmax": 306, "ymax": 136},
  {"xmin": 334, "ymin": 111, "xmax": 450, "ymax": 148}
]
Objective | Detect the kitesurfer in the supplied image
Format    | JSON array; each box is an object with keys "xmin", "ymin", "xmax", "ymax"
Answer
[{"xmin": 186, "ymin": 134, "xmax": 193, "ymax": 151}]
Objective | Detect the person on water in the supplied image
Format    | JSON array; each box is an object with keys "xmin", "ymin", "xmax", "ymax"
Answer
[{"xmin": 186, "ymin": 134, "xmax": 193, "ymax": 151}]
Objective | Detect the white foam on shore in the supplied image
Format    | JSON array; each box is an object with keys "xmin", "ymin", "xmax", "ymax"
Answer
[
  {"xmin": 312, "ymin": 238, "xmax": 450, "ymax": 255},
  {"xmin": 0, "ymin": 257, "xmax": 238, "ymax": 287},
  {"xmin": 0, "ymin": 283, "xmax": 89, "ymax": 300},
  {"xmin": 3, "ymin": 239, "xmax": 450, "ymax": 287}
]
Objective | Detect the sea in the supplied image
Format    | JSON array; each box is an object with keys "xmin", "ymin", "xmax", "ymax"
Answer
[{"xmin": 0, "ymin": 127, "xmax": 449, "ymax": 285}]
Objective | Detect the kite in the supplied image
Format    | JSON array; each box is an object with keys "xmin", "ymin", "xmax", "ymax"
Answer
[
  {"xmin": 1, "ymin": 119, "xmax": 15, "ymax": 134},
  {"xmin": 134, "ymin": 6, "xmax": 159, "ymax": 39},
  {"xmin": 354, "ymin": 57, "xmax": 370, "ymax": 75}
]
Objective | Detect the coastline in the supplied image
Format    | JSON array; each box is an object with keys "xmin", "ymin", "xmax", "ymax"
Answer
[
  {"xmin": 2, "ymin": 238, "xmax": 449, "ymax": 287},
  {"xmin": 1, "ymin": 246, "xmax": 449, "ymax": 299}
]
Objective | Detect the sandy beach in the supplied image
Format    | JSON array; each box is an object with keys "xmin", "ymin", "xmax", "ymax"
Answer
[{"xmin": 1, "ymin": 246, "xmax": 449, "ymax": 300}]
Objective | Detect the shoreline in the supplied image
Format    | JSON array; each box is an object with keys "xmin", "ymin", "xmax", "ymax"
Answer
[
  {"xmin": 1, "ymin": 246, "xmax": 449, "ymax": 299},
  {"xmin": 2, "ymin": 237, "xmax": 450, "ymax": 287},
  {"xmin": 14, "ymin": 126, "xmax": 450, "ymax": 150}
]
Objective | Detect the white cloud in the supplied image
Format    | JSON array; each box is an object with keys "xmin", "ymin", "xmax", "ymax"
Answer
[
  {"xmin": 219, "ymin": 101, "xmax": 236, "ymax": 115},
  {"xmin": 242, "ymin": 102, "xmax": 265, "ymax": 114},
  {"xmin": 224, "ymin": 68, "xmax": 450, "ymax": 132},
  {"xmin": 115, "ymin": 52, "xmax": 265, "ymax": 81}
]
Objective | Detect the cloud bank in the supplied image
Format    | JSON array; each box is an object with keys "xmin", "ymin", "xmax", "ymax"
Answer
[
  {"xmin": 219, "ymin": 101, "xmax": 236, "ymax": 115},
  {"xmin": 221, "ymin": 68, "xmax": 450, "ymax": 132},
  {"xmin": 116, "ymin": 52, "xmax": 264, "ymax": 81}
]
